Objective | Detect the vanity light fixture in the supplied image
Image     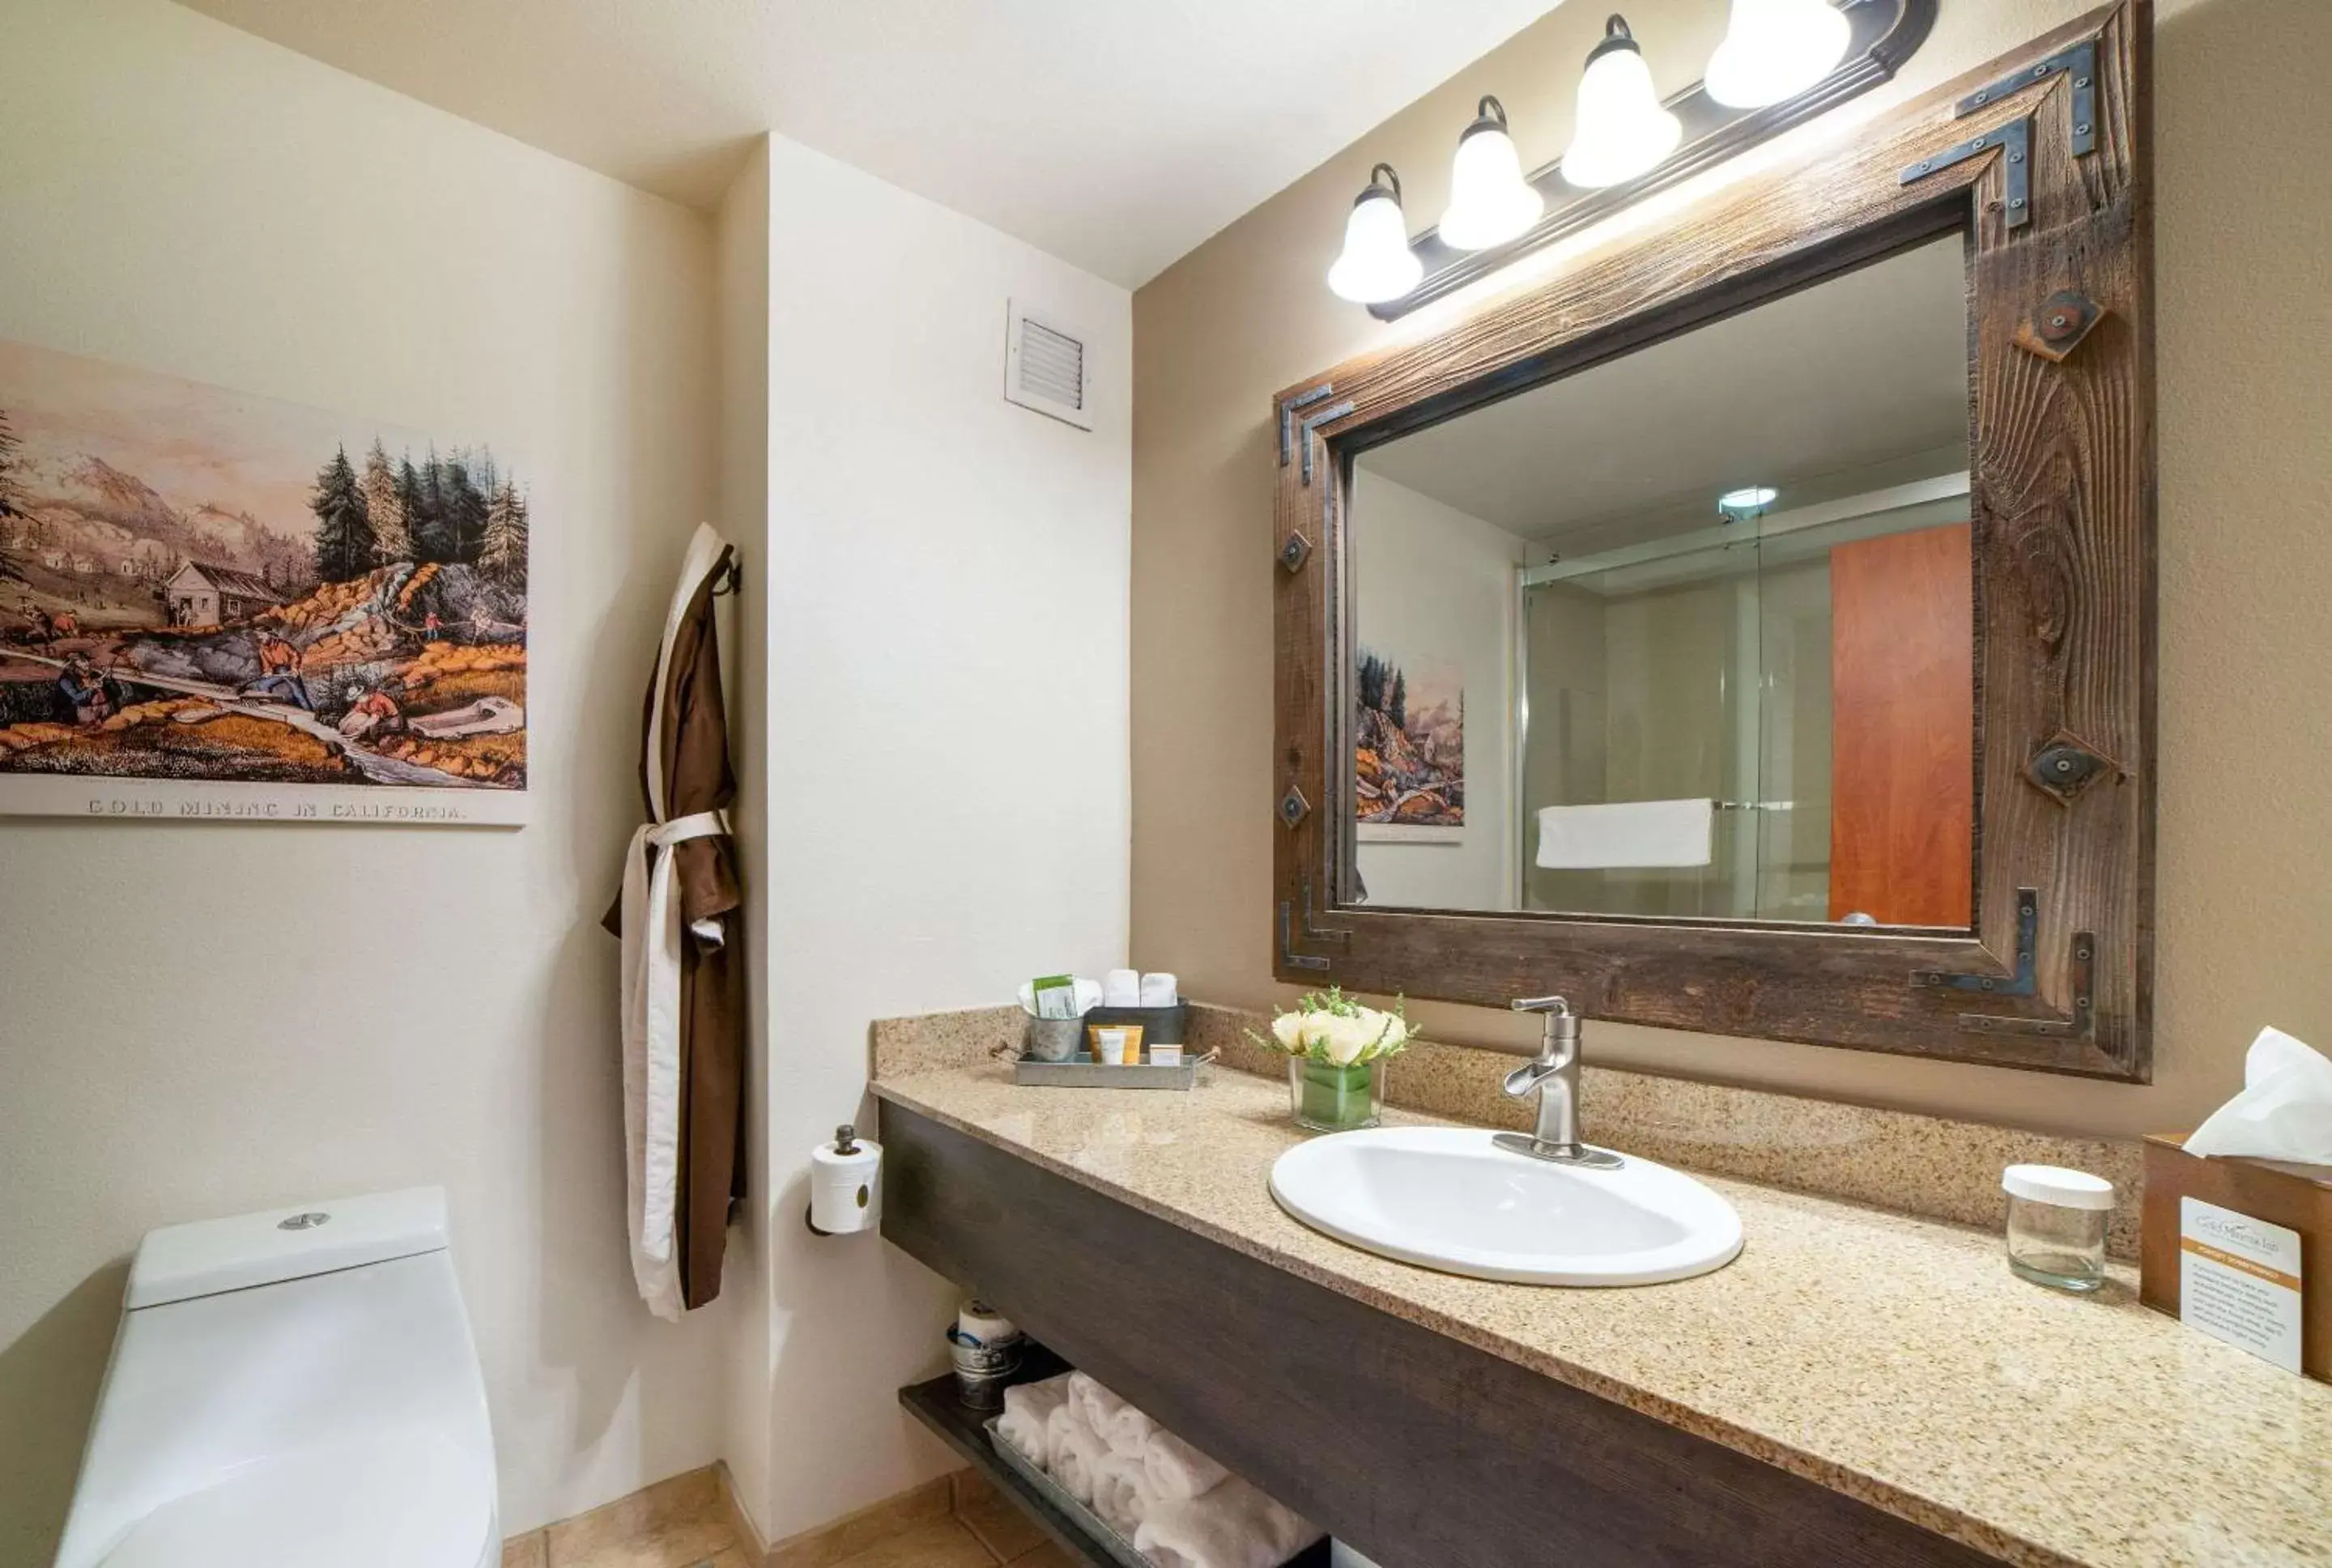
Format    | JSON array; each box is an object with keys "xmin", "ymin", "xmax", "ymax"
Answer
[
  {"xmin": 1717, "ymin": 484, "xmax": 1778, "ymax": 519},
  {"xmin": 1437, "ymin": 97, "xmax": 1545, "ymax": 251},
  {"xmin": 1327, "ymin": 163, "xmax": 1425, "ymax": 304},
  {"xmin": 1325, "ymin": 1, "xmax": 1936, "ymax": 318},
  {"xmin": 1705, "ymin": 0, "xmax": 1853, "ymax": 108},
  {"xmin": 1560, "ymin": 16, "xmax": 1684, "ymax": 190}
]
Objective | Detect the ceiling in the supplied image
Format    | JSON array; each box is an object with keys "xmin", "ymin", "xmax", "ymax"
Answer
[
  {"xmin": 179, "ymin": 0, "xmax": 1569, "ymax": 287},
  {"xmin": 1358, "ymin": 235, "xmax": 1974, "ymax": 549}
]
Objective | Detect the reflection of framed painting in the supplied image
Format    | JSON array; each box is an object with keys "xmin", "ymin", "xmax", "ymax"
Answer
[
  {"xmin": 0, "ymin": 338, "xmax": 530, "ymax": 825},
  {"xmin": 1355, "ymin": 646, "xmax": 1463, "ymax": 844}
]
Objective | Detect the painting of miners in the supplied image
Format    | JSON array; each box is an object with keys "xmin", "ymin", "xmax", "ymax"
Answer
[{"xmin": 0, "ymin": 337, "xmax": 530, "ymax": 823}]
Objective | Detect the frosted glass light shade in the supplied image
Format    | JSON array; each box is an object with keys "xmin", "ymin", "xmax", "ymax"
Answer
[
  {"xmin": 1704, "ymin": 0, "xmax": 1852, "ymax": 108},
  {"xmin": 1438, "ymin": 113, "xmax": 1543, "ymax": 251},
  {"xmin": 1328, "ymin": 186, "xmax": 1422, "ymax": 304},
  {"xmin": 1560, "ymin": 23, "xmax": 1683, "ymax": 189}
]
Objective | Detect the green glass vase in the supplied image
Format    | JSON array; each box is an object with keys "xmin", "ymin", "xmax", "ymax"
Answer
[{"xmin": 1288, "ymin": 1056, "xmax": 1383, "ymax": 1132}]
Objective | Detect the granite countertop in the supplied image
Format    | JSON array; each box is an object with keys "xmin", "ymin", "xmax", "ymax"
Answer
[{"xmin": 872, "ymin": 1062, "xmax": 2332, "ymax": 1568}]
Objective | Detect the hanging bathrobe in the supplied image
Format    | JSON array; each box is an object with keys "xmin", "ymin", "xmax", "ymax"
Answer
[{"xmin": 604, "ymin": 523, "xmax": 745, "ymax": 1319}]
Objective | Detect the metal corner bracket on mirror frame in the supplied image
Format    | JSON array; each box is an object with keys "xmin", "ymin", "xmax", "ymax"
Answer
[
  {"xmin": 1270, "ymin": 1, "xmax": 2155, "ymax": 1081},
  {"xmin": 1371, "ymin": 0, "xmax": 1940, "ymax": 321}
]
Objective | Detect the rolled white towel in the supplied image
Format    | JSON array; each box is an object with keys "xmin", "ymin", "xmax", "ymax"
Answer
[
  {"xmin": 1133, "ymin": 1476, "xmax": 1321, "ymax": 1568},
  {"xmin": 996, "ymin": 1374, "xmax": 1072, "ymax": 1463},
  {"xmin": 1090, "ymin": 1449, "xmax": 1160, "ymax": 1534},
  {"xmin": 1099, "ymin": 1400, "xmax": 1156, "ymax": 1458},
  {"xmin": 1043, "ymin": 1400, "xmax": 1087, "ymax": 1473},
  {"xmin": 1065, "ymin": 1370, "xmax": 1156, "ymax": 1456},
  {"xmin": 1047, "ymin": 1403, "xmax": 1110, "ymax": 1506},
  {"xmin": 1065, "ymin": 1370, "xmax": 1120, "ymax": 1434},
  {"xmin": 1143, "ymin": 1428, "xmax": 1230, "ymax": 1502}
]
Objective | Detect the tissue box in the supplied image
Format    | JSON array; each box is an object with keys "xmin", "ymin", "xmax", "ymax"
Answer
[{"xmin": 2140, "ymin": 1133, "xmax": 2331, "ymax": 1382}]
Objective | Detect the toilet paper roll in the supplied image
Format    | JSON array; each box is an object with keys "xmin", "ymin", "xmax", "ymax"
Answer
[
  {"xmin": 810, "ymin": 1132, "xmax": 882, "ymax": 1234},
  {"xmin": 958, "ymin": 1299, "xmax": 1021, "ymax": 1348}
]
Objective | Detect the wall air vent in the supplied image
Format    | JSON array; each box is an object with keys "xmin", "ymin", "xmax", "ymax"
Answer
[{"xmin": 1004, "ymin": 299, "xmax": 1095, "ymax": 431}]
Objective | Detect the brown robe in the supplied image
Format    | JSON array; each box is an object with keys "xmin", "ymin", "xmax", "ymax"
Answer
[{"xmin": 603, "ymin": 542, "xmax": 745, "ymax": 1310}]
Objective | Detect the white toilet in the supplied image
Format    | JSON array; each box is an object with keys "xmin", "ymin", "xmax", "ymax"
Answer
[{"xmin": 54, "ymin": 1187, "xmax": 498, "ymax": 1568}]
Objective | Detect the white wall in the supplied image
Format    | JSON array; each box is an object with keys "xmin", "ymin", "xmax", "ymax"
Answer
[
  {"xmin": 730, "ymin": 132, "xmax": 1133, "ymax": 1545},
  {"xmin": 0, "ymin": 0, "xmax": 730, "ymax": 1555},
  {"xmin": 1349, "ymin": 469, "xmax": 1522, "ymax": 910}
]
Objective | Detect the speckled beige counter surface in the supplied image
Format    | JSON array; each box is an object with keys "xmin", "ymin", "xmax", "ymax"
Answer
[{"xmin": 872, "ymin": 1063, "xmax": 2332, "ymax": 1568}]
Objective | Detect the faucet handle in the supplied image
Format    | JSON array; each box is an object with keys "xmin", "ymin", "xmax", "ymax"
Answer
[{"xmin": 1510, "ymin": 995, "xmax": 1581, "ymax": 1057}]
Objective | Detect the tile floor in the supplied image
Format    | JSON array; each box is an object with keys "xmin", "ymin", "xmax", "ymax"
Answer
[{"xmin": 502, "ymin": 1468, "xmax": 1075, "ymax": 1568}]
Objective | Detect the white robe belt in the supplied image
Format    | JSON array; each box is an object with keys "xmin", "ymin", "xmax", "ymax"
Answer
[{"xmin": 619, "ymin": 806, "xmax": 729, "ymax": 1321}]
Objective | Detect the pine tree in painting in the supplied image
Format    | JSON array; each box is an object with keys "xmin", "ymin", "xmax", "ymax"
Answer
[
  {"xmin": 1357, "ymin": 651, "xmax": 1389, "ymax": 715},
  {"xmin": 397, "ymin": 456, "xmax": 428, "ymax": 560},
  {"xmin": 440, "ymin": 454, "xmax": 489, "ymax": 563},
  {"xmin": 481, "ymin": 478, "xmax": 529, "ymax": 589},
  {"xmin": 362, "ymin": 439, "xmax": 411, "ymax": 565},
  {"xmin": 309, "ymin": 444, "xmax": 375, "ymax": 583},
  {"xmin": 407, "ymin": 447, "xmax": 449, "ymax": 562}
]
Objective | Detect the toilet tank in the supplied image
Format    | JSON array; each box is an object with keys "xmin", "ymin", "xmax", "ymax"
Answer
[{"xmin": 54, "ymin": 1188, "xmax": 497, "ymax": 1568}]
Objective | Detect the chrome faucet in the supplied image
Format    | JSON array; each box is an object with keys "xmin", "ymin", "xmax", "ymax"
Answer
[{"xmin": 1497, "ymin": 996, "xmax": 1622, "ymax": 1169}]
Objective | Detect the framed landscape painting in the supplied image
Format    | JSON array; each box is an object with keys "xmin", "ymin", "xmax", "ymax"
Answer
[
  {"xmin": 0, "ymin": 338, "xmax": 530, "ymax": 824},
  {"xmin": 1355, "ymin": 647, "xmax": 1465, "ymax": 844}
]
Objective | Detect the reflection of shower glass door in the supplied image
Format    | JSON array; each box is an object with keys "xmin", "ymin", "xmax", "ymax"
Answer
[
  {"xmin": 1511, "ymin": 529, "xmax": 1781, "ymax": 917},
  {"xmin": 1515, "ymin": 483, "xmax": 1976, "ymax": 922}
]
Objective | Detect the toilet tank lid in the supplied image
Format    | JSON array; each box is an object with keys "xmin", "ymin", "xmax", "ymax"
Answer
[{"xmin": 127, "ymin": 1188, "xmax": 449, "ymax": 1310}]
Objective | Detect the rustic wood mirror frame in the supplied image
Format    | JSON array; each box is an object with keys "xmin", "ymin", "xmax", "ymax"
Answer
[{"xmin": 1272, "ymin": 2, "xmax": 2154, "ymax": 1079}]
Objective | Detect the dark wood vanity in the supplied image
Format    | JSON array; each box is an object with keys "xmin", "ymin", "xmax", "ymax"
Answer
[{"xmin": 881, "ymin": 1098, "xmax": 1996, "ymax": 1567}]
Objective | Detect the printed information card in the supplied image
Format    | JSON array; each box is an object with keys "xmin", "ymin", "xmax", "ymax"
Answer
[{"xmin": 2181, "ymin": 1196, "xmax": 2304, "ymax": 1373}]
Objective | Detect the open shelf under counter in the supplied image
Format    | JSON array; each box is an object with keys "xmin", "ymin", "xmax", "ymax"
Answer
[{"xmin": 898, "ymin": 1350, "xmax": 1331, "ymax": 1568}]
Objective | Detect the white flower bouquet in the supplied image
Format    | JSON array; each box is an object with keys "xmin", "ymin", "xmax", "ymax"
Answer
[{"xmin": 1247, "ymin": 987, "xmax": 1415, "ymax": 1130}]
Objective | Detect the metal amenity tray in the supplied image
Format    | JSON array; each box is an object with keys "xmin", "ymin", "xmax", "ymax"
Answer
[
  {"xmin": 1011, "ymin": 1052, "xmax": 1206, "ymax": 1091},
  {"xmin": 985, "ymin": 1418, "xmax": 1153, "ymax": 1568}
]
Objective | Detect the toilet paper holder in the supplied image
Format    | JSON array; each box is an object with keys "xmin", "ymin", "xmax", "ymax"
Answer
[{"xmin": 806, "ymin": 1123, "xmax": 880, "ymax": 1238}]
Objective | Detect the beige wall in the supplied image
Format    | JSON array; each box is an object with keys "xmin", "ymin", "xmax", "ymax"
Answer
[
  {"xmin": 0, "ymin": 0, "xmax": 730, "ymax": 1555},
  {"xmin": 1130, "ymin": 0, "xmax": 2332, "ymax": 1137}
]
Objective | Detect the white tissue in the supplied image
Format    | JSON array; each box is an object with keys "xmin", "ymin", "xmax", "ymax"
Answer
[{"xmin": 2184, "ymin": 1026, "xmax": 2332, "ymax": 1166}]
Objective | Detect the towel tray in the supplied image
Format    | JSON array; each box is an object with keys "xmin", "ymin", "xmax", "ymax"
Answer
[{"xmin": 985, "ymin": 1420, "xmax": 1153, "ymax": 1568}]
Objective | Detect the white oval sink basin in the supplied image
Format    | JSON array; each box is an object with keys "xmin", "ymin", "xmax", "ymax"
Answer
[{"xmin": 1269, "ymin": 1127, "xmax": 1743, "ymax": 1286}]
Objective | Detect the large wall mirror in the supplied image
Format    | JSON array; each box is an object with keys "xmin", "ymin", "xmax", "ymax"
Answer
[
  {"xmin": 1347, "ymin": 232, "xmax": 1975, "ymax": 929},
  {"xmin": 1274, "ymin": 2, "xmax": 2155, "ymax": 1079}
]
